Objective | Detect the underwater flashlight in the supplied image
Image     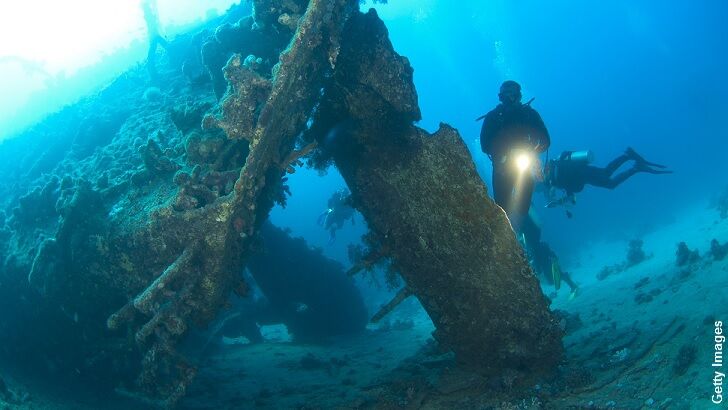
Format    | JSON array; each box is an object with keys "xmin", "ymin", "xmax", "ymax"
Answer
[{"xmin": 515, "ymin": 152, "xmax": 532, "ymax": 173}]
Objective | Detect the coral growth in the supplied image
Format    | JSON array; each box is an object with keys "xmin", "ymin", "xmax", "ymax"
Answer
[
  {"xmin": 172, "ymin": 165, "xmax": 239, "ymax": 211},
  {"xmin": 710, "ymin": 238, "xmax": 728, "ymax": 261},
  {"xmin": 672, "ymin": 344, "xmax": 697, "ymax": 375},
  {"xmin": 131, "ymin": 137, "xmax": 181, "ymax": 186},
  {"xmin": 246, "ymin": 222, "xmax": 368, "ymax": 340},
  {"xmin": 202, "ymin": 54, "xmax": 272, "ymax": 142},
  {"xmin": 634, "ymin": 289, "xmax": 662, "ymax": 305},
  {"xmin": 10, "ymin": 176, "xmax": 61, "ymax": 226},
  {"xmin": 201, "ymin": 6, "xmax": 292, "ymax": 99},
  {"xmin": 675, "ymin": 242, "xmax": 700, "ymax": 267},
  {"xmin": 597, "ymin": 238, "xmax": 651, "ymax": 280},
  {"xmin": 625, "ymin": 239, "xmax": 647, "ymax": 267},
  {"xmin": 170, "ymin": 100, "xmax": 213, "ymax": 134},
  {"xmin": 105, "ymin": 0, "xmax": 359, "ymax": 404}
]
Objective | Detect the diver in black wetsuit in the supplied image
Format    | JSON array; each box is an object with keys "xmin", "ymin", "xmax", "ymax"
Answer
[
  {"xmin": 479, "ymin": 81, "xmax": 550, "ymax": 226},
  {"xmin": 544, "ymin": 147, "xmax": 672, "ymax": 209},
  {"xmin": 519, "ymin": 215, "xmax": 579, "ymax": 297},
  {"xmin": 317, "ymin": 189, "xmax": 355, "ymax": 244}
]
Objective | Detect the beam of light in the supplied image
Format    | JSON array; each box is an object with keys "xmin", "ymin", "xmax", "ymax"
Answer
[
  {"xmin": 507, "ymin": 151, "xmax": 541, "ymax": 227},
  {"xmin": 515, "ymin": 152, "xmax": 532, "ymax": 173},
  {"xmin": 0, "ymin": 0, "xmax": 239, "ymax": 141}
]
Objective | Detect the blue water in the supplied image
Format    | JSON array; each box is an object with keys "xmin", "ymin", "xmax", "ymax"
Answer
[
  {"xmin": 385, "ymin": 0, "xmax": 728, "ymax": 260},
  {"xmin": 284, "ymin": 0, "xmax": 728, "ymax": 263}
]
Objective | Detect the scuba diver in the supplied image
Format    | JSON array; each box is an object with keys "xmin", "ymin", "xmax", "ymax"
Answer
[
  {"xmin": 479, "ymin": 80, "xmax": 550, "ymax": 228},
  {"xmin": 141, "ymin": 0, "xmax": 169, "ymax": 80},
  {"xmin": 317, "ymin": 189, "xmax": 355, "ymax": 244},
  {"xmin": 520, "ymin": 215, "xmax": 579, "ymax": 298},
  {"xmin": 543, "ymin": 147, "xmax": 672, "ymax": 211}
]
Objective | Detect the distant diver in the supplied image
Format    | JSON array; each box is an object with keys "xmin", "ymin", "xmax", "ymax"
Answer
[
  {"xmin": 317, "ymin": 189, "xmax": 355, "ymax": 244},
  {"xmin": 141, "ymin": 0, "xmax": 169, "ymax": 80},
  {"xmin": 478, "ymin": 80, "xmax": 551, "ymax": 229},
  {"xmin": 519, "ymin": 215, "xmax": 579, "ymax": 298},
  {"xmin": 543, "ymin": 147, "xmax": 672, "ymax": 213}
]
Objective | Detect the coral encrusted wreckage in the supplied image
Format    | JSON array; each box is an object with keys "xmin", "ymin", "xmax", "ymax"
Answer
[{"xmin": 0, "ymin": 0, "xmax": 562, "ymax": 407}]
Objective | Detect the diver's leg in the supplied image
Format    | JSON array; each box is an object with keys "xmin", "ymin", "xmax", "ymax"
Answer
[
  {"xmin": 584, "ymin": 166, "xmax": 626, "ymax": 189},
  {"xmin": 497, "ymin": 170, "xmax": 532, "ymax": 231},
  {"xmin": 561, "ymin": 271, "xmax": 578, "ymax": 292},
  {"xmin": 603, "ymin": 167, "xmax": 641, "ymax": 189},
  {"xmin": 520, "ymin": 214, "xmax": 542, "ymax": 245},
  {"xmin": 491, "ymin": 165, "xmax": 513, "ymax": 211},
  {"xmin": 513, "ymin": 175, "xmax": 535, "ymax": 220},
  {"xmin": 316, "ymin": 211, "xmax": 328, "ymax": 226},
  {"xmin": 604, "ymin": 154, "xmax": 631, "ymax": 176},
  {"xmin": 531, "ymin": 241, "xmax": 554, "ymax": 284}
]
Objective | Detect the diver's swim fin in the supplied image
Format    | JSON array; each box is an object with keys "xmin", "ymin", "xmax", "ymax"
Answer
[
  {"xmin": 635, "ymin": 162, "xmax": 673, "ymax": 174},
  {"xmin": 551, "ymin": 258, "xmax": 562, "ymax": 291},
  {"xmin": 568, "ymin": 286, "xmax": 579, "ymax": 301},
  {"xmin": 626, "ymin": 147, "xmax": 668, "ymax": 169}
]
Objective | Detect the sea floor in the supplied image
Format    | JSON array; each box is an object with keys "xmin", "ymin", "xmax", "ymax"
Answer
[{"xmin": 2, "ymin": 202, "xmax": 726, "ymax": 409}]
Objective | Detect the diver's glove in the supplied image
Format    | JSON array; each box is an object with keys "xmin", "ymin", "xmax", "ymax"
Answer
[{"xmin": 546, "ymin": 194, "xmax": 576, "ymax": 208}]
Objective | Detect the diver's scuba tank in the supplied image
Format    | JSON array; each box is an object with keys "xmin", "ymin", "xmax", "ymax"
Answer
[{"xmin": 561, "ymin": 150, "xmax": 594, "ymax": 164}]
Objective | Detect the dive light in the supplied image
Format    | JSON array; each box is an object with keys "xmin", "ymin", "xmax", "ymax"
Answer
[{"xmin": 515, "ymin": 152, "xmax": 534, "ymax": 173}]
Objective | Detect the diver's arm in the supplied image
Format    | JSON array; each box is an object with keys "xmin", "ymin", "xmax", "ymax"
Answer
[
  {"xmin": 545, "ymin": 189, "xmax": 575, "ymax": 208},
  {"xmin": 526, "ymin": 107, "xmax": 550, "ymax": 152},
  {"xmin": 479, "ymin": 111, "xmax": 499, "ymax": 157}
]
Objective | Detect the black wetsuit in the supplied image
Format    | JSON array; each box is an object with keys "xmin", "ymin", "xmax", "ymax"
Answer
[
  {"xmin": 549, "ymin": 152, "xmax": 636, "ymax": 195},
  {"xmin": 325, "ymin": 193, "xmax": 354, "ymax": 231},
  {"xmin": 480, "ymin": 102, "xmax": 550, "ymax": 217}
]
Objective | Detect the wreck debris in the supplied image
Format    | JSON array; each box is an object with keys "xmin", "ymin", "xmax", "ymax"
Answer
[
  {"xmin": 3, "ymin": 1, "xmax": 564, "ymax": 406},
  {"xmin": 133, "ymin": 247, "xmax": 196, "ymax": 315},
  {"xmin": 307, "ymin": 9, "xmax": 563, "ymax": 376},
  {"xmin": 103, "ymin": 0, "xmax": 358, "ymax": 405},
  {"xmin": 172, "ymin": 165, "xmax": 239, "ymax": 211},
  {"xmin": 131, "ymin": 137, "xmax": 181, "ymax": 186},
  {"xmin": 202, "ymin": 54, "xmax": 272, "ymax": 141},
  {"xmin": 246, "ymin": 221, "xmax": 368, "ymax": 340},
  {"xmin": 281, "ymin": 141, "xmax": 317, "ymax": 173},
  {"xmin": 201, "ymin": 2, "xmax": 297, "ymax": 100},
  {"xmin": 224, "ymin": 0, "xmax": 357, "ymax": 239},
  {"xmin": 371, "ymin": 287, "xmax": 412, "ymax": 323}
]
